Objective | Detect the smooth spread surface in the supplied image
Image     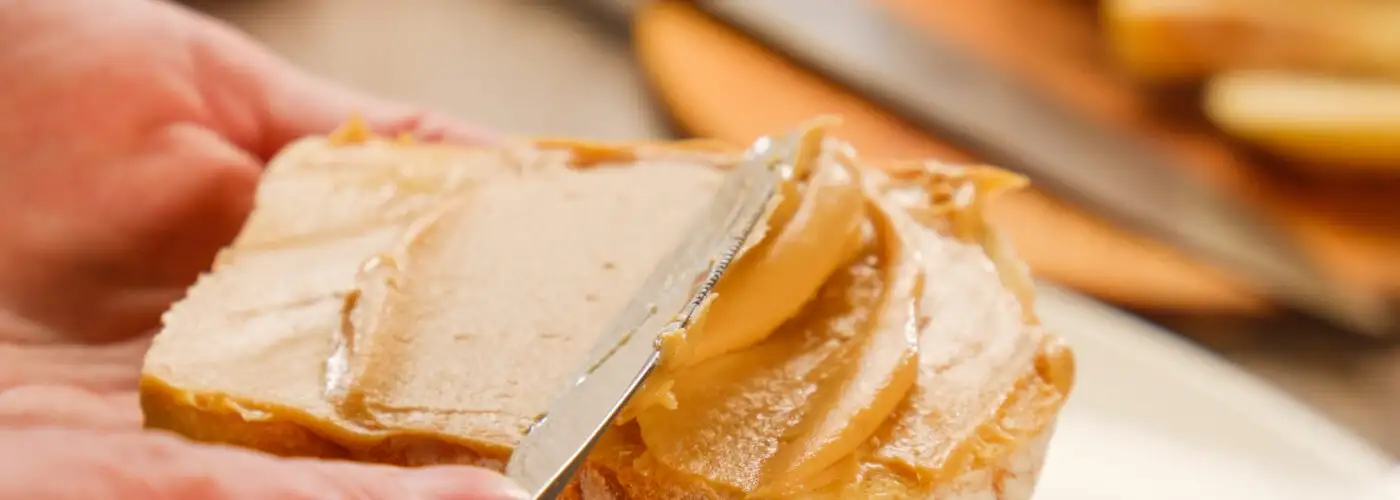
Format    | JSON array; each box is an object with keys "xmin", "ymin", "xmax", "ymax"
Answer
[
  {"xmin": 329, "ymin": 159, "xmax": 725, "ymax": 447},
  {"xmin": 142, "ymin": 132, "xmax": 1072, "ymax": 498}
]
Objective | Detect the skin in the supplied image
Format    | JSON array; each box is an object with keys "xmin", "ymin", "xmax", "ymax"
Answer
[{"xmin": 0, "ymin": 1, "xmax": 520, "ymax": 498}]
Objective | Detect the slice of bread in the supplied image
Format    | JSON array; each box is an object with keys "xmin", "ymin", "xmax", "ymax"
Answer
[{"xmin": 141, "ymin": 123, "xmax": 1073, "ymax": 499}]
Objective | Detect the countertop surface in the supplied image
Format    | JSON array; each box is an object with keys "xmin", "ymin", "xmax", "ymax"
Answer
[{"xmin": 187, "ymin": 0, "xmax": 1400, "ymax": 458}]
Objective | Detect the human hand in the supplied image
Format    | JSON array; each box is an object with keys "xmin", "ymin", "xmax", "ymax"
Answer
[
  {"xmin": 0, "ymin": 0, "xmax": 493, "ymax": 345},
  {"xmin": 0, "ymin": 1, "xmax": 518, "ymax": 498}
]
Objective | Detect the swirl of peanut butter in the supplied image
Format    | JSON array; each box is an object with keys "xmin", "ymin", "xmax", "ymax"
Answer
[
  {"xmin": 623, "ymin": 137, "xmax": 1062, "ymax": 497},
  {"xmin": 630, "ymin": 145, "xmax": 927, "ymax": 495},
  {"xmin": 667, "ymin": 145, "xmax": 868, "ymax": 368}
]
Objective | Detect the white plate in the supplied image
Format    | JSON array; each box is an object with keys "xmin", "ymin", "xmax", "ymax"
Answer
[{"xmin": 1033, "ymin": 285, "xmax": 1398, "ymax": 500}]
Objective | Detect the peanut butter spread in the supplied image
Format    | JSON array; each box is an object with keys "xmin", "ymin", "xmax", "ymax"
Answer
[{"xmin": 141, "ymin": 121, "xmax": 1073, "ymax": 498}]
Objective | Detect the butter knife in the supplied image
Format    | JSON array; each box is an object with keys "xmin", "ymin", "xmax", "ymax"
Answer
[{"xmin": 504, "ymin": 133, "xmax": 785, "ymax": 498}]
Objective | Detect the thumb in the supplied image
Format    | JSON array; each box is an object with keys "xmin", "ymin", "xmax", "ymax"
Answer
[{"xmin": 0, "ymin": 428, "xmax": 528, "ymax": 500}]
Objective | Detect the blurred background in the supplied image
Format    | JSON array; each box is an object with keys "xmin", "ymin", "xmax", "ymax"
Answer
[{"xmin": 185, "ymin": 0, "xmax": 1400, "ymax": 479}]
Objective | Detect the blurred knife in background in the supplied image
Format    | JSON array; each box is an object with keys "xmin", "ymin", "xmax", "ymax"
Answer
[
  {"xmin": 678, "ymin": 0, "xmax": 1396, "ymax": 337},
  {"xmin": 568, "ymin": 0, "xmax": 1397, "ymax": 337}
]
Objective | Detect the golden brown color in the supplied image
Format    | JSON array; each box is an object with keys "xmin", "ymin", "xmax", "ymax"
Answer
[
  {"xmin": 1205, "ymin": 72, "xmax": 1400, "ymax": 170},
  {"xmin": 141, "ymin": 123, "xmax": 1072, "ymax": 499},
  {"xmin": 1104, "ymin": 0, "xmax": 1400, "ymax": 82}
]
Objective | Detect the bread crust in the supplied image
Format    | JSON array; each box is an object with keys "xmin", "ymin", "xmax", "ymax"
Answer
[{"xmin": 142, "ymin": 372, "xmax": 1058, "ymax": 500}]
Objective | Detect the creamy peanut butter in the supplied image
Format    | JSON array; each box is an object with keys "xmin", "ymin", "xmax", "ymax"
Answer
[{"xmin": 141, "ymin": 122, "xmax": 1073, "ymax": 499}]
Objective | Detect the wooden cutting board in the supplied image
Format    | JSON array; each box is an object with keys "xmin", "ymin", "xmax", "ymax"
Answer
[{"xmin": 632, "ymin": 1, "xmax": 1400, "ymax": 316}]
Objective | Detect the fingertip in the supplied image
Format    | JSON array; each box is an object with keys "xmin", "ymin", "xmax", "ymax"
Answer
[
  {"xmin": 364, "ymin": 108, "xmax": 502, "ymax": 146},
  {"xmin": 401, "ymin": 466, "xmax": 530, "ymax": 500},
  {"xmin": 259, "ymin": 70, "xmax": 498, "ymax": 155}
]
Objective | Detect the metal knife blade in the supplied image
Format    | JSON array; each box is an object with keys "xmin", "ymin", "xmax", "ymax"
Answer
[
  {"xmin": 696, "ymin": 0, "xmax": 1396, "ymax": 336},
  {"xmin": 504, "ymin": 134, "xmax": 784, "ymax": 498}
]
